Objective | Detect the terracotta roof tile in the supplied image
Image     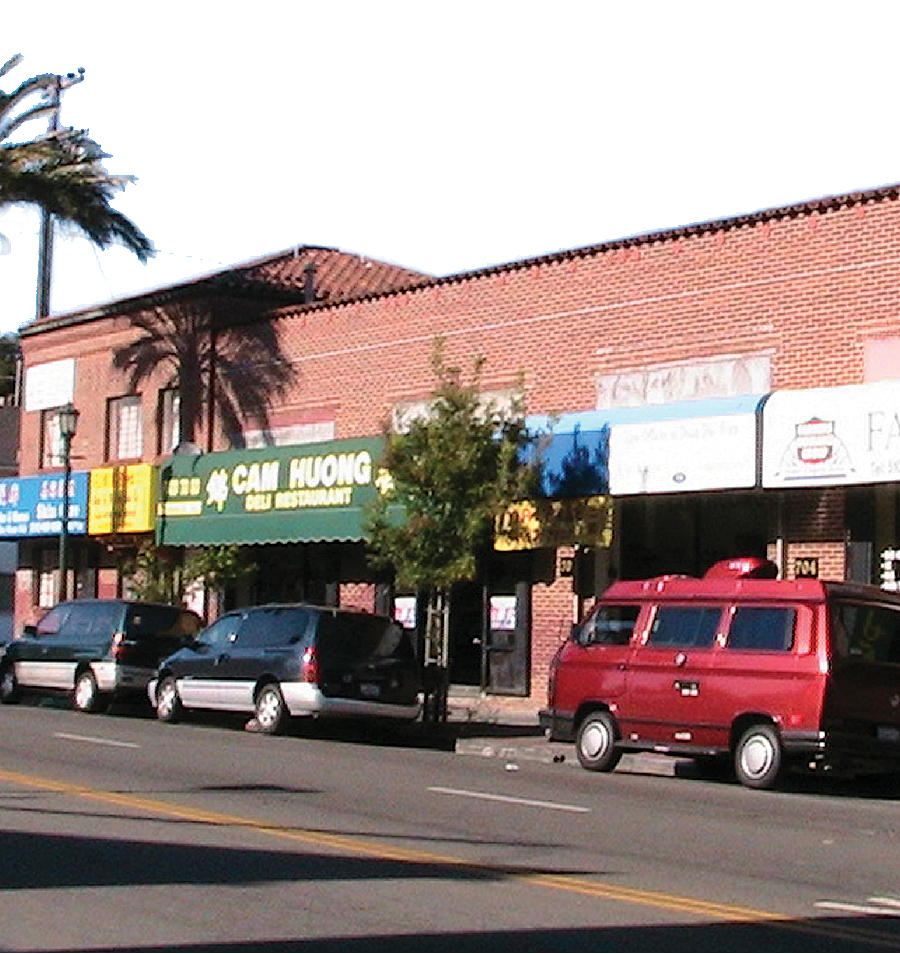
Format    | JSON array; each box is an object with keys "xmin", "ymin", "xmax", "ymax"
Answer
[{"xmin": 19, "ymin": 245, "xmax": 431, "ymax": 336}]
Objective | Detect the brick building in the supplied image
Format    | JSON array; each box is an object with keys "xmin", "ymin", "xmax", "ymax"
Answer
[{"xmin": 9, "ymin": 183, "xmax": 900, "ymax": 710}]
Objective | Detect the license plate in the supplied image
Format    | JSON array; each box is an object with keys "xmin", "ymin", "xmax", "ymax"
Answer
[
  {"xmin": 359, "ymin": 682, "xmax": 381, "ymax": 698},
  {"xmin": 877, "ymin": 725, "xmax": 900, "ymax": 743}
]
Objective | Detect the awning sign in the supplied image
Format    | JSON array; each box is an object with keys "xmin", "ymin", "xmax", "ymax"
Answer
[
  {"xmin": 763, "ymin": 382, "xmax": 900, "ymax": 487},
  {"xmin": 157, "ymin": 436, "xmax": 392, "ymax": 545}
]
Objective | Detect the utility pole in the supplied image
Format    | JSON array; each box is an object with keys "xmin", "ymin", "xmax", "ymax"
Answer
[{"xmin": 35, "ymin": 68, "xmax": 85, "ymax": 319}]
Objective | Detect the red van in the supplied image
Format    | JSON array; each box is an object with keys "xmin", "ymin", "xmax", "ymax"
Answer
[{"xmin": 540, "ymin": 557, "xmax": 900, "ymax": 789}]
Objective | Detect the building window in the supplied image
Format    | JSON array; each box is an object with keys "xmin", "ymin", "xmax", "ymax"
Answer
[
  {"xmin": 38, "ymin": 549, "xmax": 56, "ymax": 608},
  {"xmin": 40, "ymin": 407, "xmax": 67, "ymax": 469},
  {"xmin": 159, "ymin": 389, "xmax": 180, "ymax": 455},
  {"xmin": 107, "ymin": 395, "xmax": 143, "ymax": 461}
]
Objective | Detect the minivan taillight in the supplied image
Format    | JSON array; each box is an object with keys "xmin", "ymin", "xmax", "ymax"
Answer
[
  {"xmin": 111, "ymin": 632, "xmax": 127, "ymax": 660},
  {"xmin": 301, "ymin": 646, "xmax": 319, "ymax": 684}
]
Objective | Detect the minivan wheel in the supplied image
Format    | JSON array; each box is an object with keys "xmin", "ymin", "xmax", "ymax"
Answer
[
  {"xmin": 73, "ymin": 670, "xmax": 106, "ymax": 714},
  {"xmin": 0, "ymin": 666, "xmax": 19, "ymax": 704},
  {"xmin": 576, "ymin": 711, "xmax": 622, "ymax": 772},
  {"xmin": 735, "ymin": 724, "xmax": 783, "ymax": 790},
  {"xmin": 255, "ymin": 683, "xmax": 288, "ymax": 735},
  {"xmin": 155, "ymin": 676, "xmax": 183, "ymax": 724}
]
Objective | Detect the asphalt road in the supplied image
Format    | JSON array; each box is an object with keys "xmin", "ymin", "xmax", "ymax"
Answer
[{"xmin": 1, "ymin": 699, "xmax": 900, "ymax": 952}]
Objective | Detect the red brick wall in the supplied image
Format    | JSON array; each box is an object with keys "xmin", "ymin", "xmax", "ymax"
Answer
[{"xmin": 18, "ymin": 187, "xmax": 900, "ymax": 695}]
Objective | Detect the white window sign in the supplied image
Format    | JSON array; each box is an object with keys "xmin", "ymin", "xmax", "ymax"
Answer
[
  {"xmin": 609, "ymin": 414, "xmax": 758, "ymax": 494},
  {"xmin": 24, "ymin": 359, "xmax": 75, "ymax": 412},
  {"xmin": 490, "ymin": 595, "xmax": 517, "ymax": 631},
  {"xmin": 762, "ymin": 382, "xmax": 900, "ymax": 488}
]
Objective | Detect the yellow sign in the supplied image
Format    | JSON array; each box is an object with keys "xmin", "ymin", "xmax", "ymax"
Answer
[
  {"xmin": 495, "ymin": 496, "xmax": 614, "ymax": 550},
  {"xmin": 89, "ymin": 464, "xmax": 157, "ymax": 534}
]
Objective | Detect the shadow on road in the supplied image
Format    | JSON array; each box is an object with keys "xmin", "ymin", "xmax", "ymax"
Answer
[{"xmin": 1, "ymin": 827, "xmax": 898, "ymax": 951}]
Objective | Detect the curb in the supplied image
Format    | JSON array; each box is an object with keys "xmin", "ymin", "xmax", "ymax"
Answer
[{"xmin": 454, "ymin": 737, "xmax": 699, "ymax": 777}]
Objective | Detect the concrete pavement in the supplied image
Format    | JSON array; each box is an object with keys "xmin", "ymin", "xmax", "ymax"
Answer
[{"xmin": 444, "ymin": 689, "xmax": 697, "ymax": 777}]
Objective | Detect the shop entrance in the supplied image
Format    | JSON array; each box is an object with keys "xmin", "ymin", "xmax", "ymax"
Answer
[{"xmin": 446, "ymin": 551, "xmax": 541, "ymax": 696}]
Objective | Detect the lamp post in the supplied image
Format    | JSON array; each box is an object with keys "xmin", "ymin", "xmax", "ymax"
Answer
[{"xmin": 57, "ymin": 403, "xmax": 79, "ymax": 602}]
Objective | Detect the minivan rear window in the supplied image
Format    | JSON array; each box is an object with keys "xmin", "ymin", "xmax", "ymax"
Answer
[
  {"xmin": 831, "ymin": 601, "xmax": 900, "ymax": 664},
  {"xmin": 648, "ymin": 606, "xmax": 720, "ymax": 648},
  {"xmin": 125, "ymin": 605, "xmax": 200, "ymax": 638},
  {"xmin": 726, "ymin": 607, "xmax": 795, "ymax": 652},
  {"xmin": 316, "ymin": 612, "xmax": 415, "ymax": 664}
]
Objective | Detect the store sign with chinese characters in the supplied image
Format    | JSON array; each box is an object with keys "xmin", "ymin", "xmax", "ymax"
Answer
[
  {"xmin": 0, "ymin": 473, "xmax": 89, "ymax": 537},
  {"xmin": 88, "ymin": 464, "xmax": 157, "ymax": 534}
]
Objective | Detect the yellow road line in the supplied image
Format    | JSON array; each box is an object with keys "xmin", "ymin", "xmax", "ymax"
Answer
[{"xmin": 0, "ymin": 767, "xmax": 896, "ymax": 948}]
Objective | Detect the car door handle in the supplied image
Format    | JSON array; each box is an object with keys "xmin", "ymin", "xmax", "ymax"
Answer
[
  {"xmin": 215, "ymin": 653, "xmax": 230, "ymax": 665},
  {"xmin": 673, "ymin": 680, "xmax": 700, "ymax": 696}
]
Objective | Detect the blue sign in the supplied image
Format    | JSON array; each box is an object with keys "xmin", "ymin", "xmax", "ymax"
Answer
[{"xmin": 0, "ymin": 473, "xmax": 89, "ymax": 537}]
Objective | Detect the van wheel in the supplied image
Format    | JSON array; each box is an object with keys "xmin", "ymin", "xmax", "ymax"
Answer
[
  {"xmin": 155, "ymin": 676, "xmax": 183, "ymax": 723},
  {"xmin": 255, "ymin": 683, "xmax": 288, "ymax": 735},
  {"xmin": 0, "ymin": 666, "xmax": 19, "ymax": 704},
  {"xmin": 576, "ymin": 711, "xmax": 622, "ymax": 772},
  {"xmin": 73, "ymin": 670, "xmax": 106, "ymax": 713},
  {"xmin": 735, "ymin": 724, "xmax": 783, "ymax": 789}
]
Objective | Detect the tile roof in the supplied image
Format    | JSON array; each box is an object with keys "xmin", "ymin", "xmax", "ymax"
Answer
[
  {"xmin": 19, "ymin": 245, "xmax": 431, "ymax": 336},
  {"xmin": 19, "ymin": 179, "xmax": 900, "ymax": 337}
]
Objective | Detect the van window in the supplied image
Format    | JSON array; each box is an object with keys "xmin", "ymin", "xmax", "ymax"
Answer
[
  {"xmin": 831, "ymin": 601, "xmax": 900, "ymax": 664},
  {"xmin": 648, "ymin": 606, "xmax": 720, "ymax": 648},
  {"xmin": 578, "ymin": 605, "xmax": 640, "ymax": 645},
  {"xmin": 726, "ymin": 607, "xmax": 795, "ymax": 652},
  {"xmin": 198, "ymin": 614, "xmax": 242, "ymax": 649},
  {"xmin": 239, "ymin": 607, "xmax": 311, "ymax": 648},
  {"xmin": 126, "ymin": 604, "xmax": 200, "ymax": 638},
  {"xmin": 63, "ymin": 602, "xmax": 122, "ymax": 642},
  {"xmin": 316, "ymin": 612, "xmax": 415, "ymax": 667},
  {"xmin": 34, "ymin": 604, "xmax": 70, "ymax": 636}
]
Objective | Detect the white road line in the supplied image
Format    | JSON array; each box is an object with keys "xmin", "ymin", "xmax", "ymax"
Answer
[
  {"xmin": 428, "ymin": 786, "xmax": 590, "ymax": 813},
  {"xmin": 867, "ymin": 897, "xmax": 900, "ymax": 910},
  {"xmin": 53, "ymin": 732, "xmax": 140, "ymax": 749},
  {"xmin": 815, "ymin": 900, "xmax": 900, "ymax": 917}
]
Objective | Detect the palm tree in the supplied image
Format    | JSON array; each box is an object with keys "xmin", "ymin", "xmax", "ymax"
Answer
[
  {"xmin": 113, "ymin": 298, "xmax": 295, "ymax": 450},
  {"xmin": 0, "ymin": 53, "xmax": 153, "ymax": 261}
]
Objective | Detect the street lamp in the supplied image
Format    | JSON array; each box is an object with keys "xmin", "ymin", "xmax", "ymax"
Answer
[{"xmin": 57, "ymin": 403, "xmax": 79, "ymax": 602}]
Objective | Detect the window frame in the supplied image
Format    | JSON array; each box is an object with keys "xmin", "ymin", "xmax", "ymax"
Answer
[
  {"xmin": 646, "ymin": 604, "xmax": 723, "ymax": 649},
  {"xmin": 106, "ymin": 394, "xmax": 143, "ymax": 462},
  {"xmin": 724, "ymin": 605, "xmax": 797, "ymax": 653}
]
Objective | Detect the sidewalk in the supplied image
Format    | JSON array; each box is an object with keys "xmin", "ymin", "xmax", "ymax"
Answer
[{"xmin": 442, "ymin": 689, "xmax": 697, "ymax": 778}]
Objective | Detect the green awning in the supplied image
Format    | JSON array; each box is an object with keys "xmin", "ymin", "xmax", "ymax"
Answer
[{"xmin": 156, "ymin": 436, "xmax": 395, "ymax": 546}]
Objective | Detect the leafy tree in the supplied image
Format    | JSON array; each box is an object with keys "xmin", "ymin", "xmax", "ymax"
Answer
[
  {"xmin": 123, "ymin": 542, "xmax": 255, "ymax": 607},
  {"xmin": 365, "ymin": 342, "xmax": 535, "ymax": 717},
  {"xmin": 0, "ymin": 333, "xmax": 19, "ymax": 400},
  {"xmin": 0, "ymin": 53, "xmax": 153, "ymax": 261}
]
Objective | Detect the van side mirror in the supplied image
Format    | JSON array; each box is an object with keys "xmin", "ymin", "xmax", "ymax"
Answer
[{"xmin": 21, "ymin": 624, "xmax": 36, "ymax": 637}]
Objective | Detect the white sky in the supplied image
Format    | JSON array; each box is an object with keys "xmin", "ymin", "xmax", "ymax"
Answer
[{"xmin": 2, "ymin": 0, "xmax": 900, "ymax": 334}]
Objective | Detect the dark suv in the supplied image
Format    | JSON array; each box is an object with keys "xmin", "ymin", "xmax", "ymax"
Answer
[
  {"xmin": 149, "ymin": 603, "xmax": 423, "ymax": 734},
  {"xmin": 0, "ymin": 599, "xmax": 202, "ymax": 713}
]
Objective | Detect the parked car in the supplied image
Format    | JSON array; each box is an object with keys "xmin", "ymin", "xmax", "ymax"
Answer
[
  {"xmin": 540, "ymin": 556, "xmax": 900, "ymax": 789},
  {"xmin": 0, "ymin": 599, "xmax": 202, "ymax": 713},
  {"xmin": 149, "ymin": 603, "xmax": 423, "ymax": 734}
]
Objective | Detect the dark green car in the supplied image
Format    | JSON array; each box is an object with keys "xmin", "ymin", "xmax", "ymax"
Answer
[{"xmin": 0, "ymin": 599, "xmax": 201, "ymax": 713}]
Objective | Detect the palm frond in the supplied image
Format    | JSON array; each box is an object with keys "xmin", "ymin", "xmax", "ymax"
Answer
[{"xmin": 0, "ymin": 55, "xmax": 154, "ymax": 261}]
